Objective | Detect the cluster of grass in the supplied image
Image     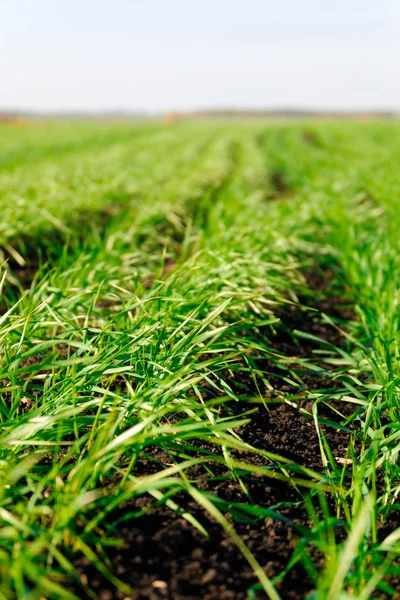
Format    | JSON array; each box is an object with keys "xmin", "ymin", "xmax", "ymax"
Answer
[{"xmin": 0, "ymin": 119, "xmax": 399, "ymax": 599}]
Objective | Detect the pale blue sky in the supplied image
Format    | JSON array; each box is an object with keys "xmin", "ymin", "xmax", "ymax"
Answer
[{"xmin": 1, "ymin": 0, "xmax": 400, "ymax": 112}]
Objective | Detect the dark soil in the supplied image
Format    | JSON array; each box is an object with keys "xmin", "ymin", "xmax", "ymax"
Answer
[
  {"xmin": 301, "ymin": 131, "xmax": 320, "ymax": 147},
  {"xmin": 1, "ymin": 244, "xmax": 40, "ymax": 296},
  {"xmin": 267, "ymin": 169, "xmax": 293, "ymax": 201},
  {"xmin": 77, "ymin": 499, "xmax": 313, "ymax": 600},
  {"xmin": 2, "ymin": 202, "xmax": 128, "ymax": 293},
  {"xmin": 70, "ymin": 267, "xmax": 361, "ymax": 600}
]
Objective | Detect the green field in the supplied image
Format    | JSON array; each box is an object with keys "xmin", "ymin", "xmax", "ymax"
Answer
[{"xmin": 0, "ymin": 120, "xmax": 399, "ymax": 599}]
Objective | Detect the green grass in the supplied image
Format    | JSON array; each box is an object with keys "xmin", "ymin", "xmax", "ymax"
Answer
[{"xmin": 0, "ymin": 119, "xmax": 399, "ymax": 599}]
